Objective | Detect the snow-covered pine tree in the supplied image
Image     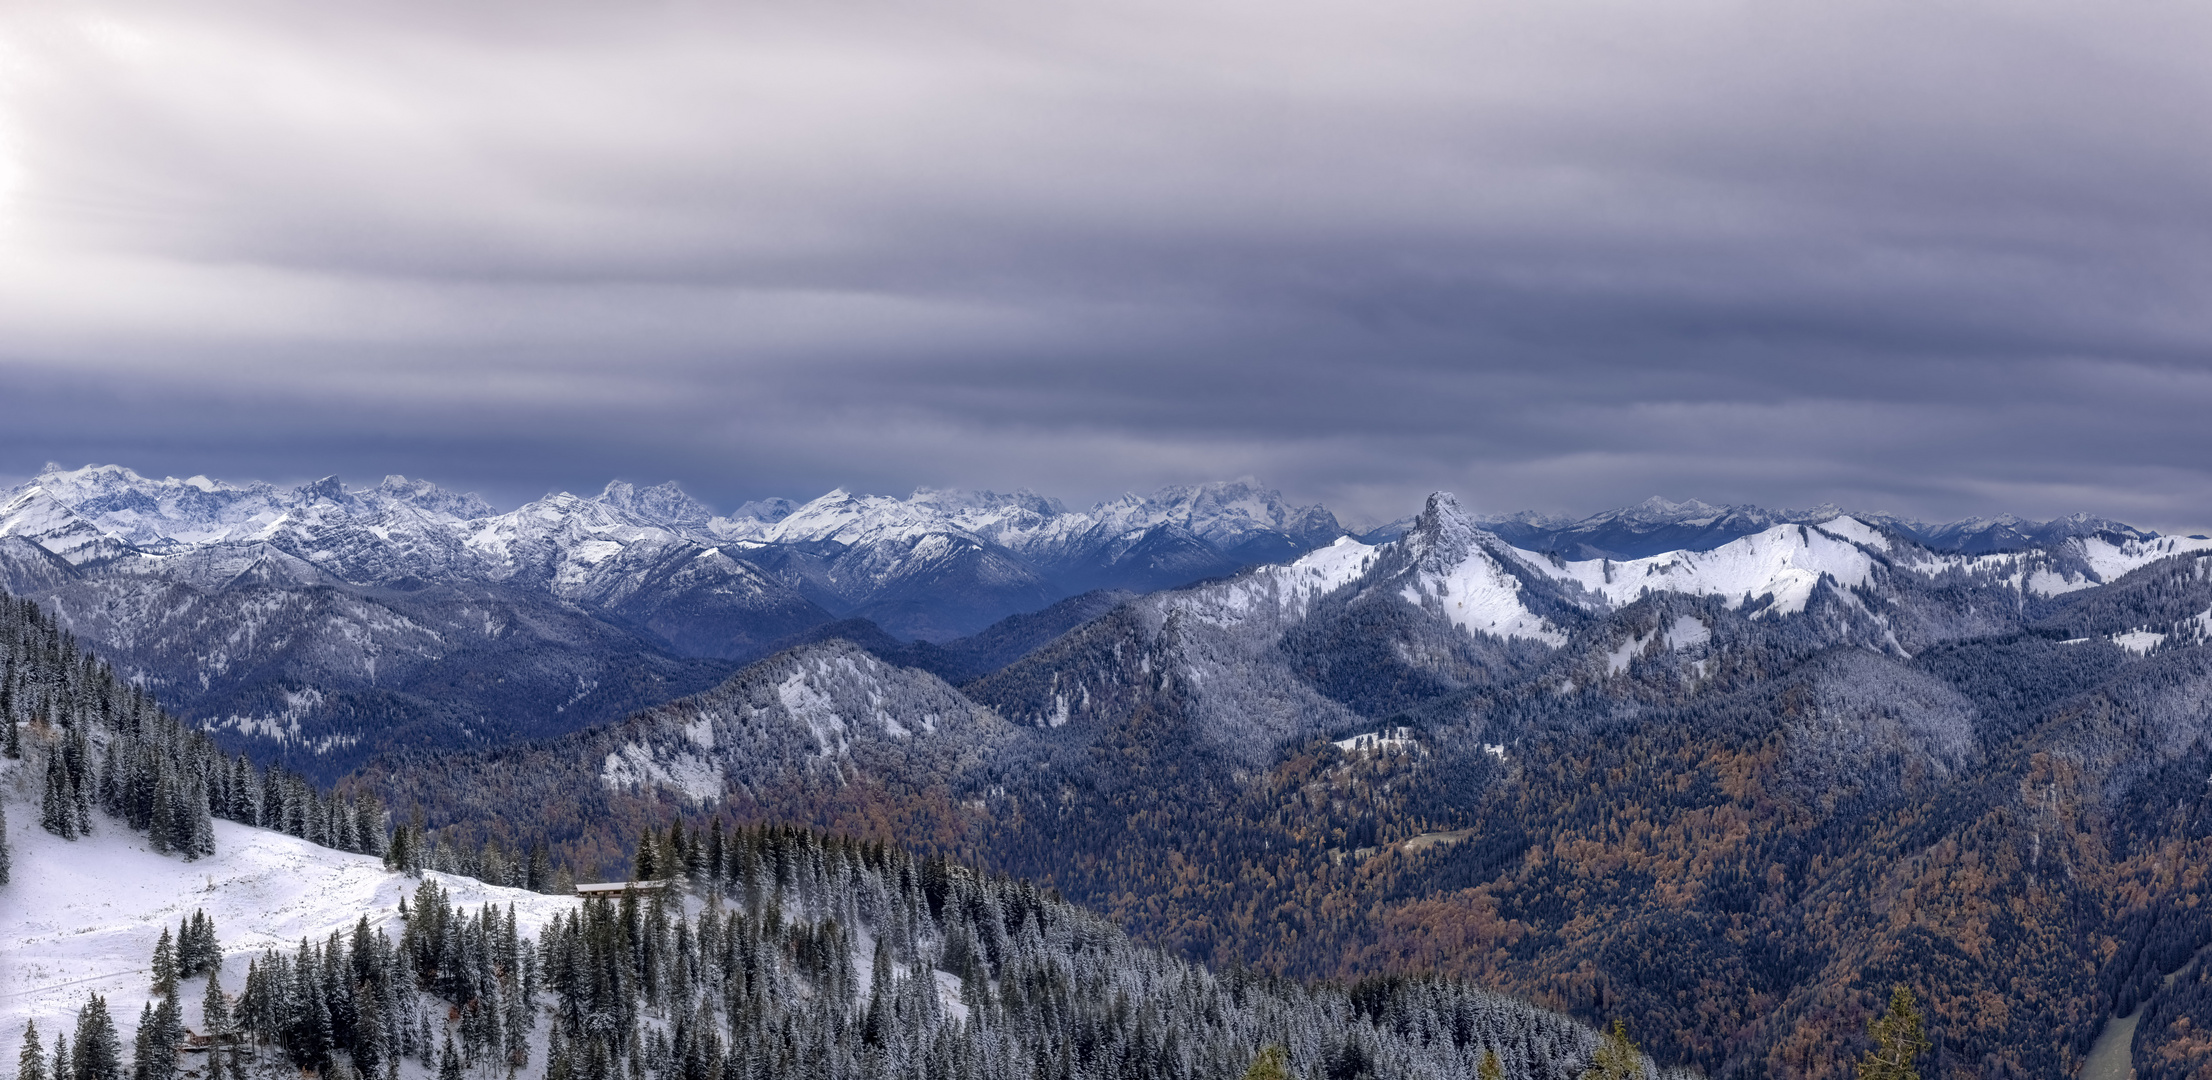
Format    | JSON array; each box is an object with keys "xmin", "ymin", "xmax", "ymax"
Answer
[
  {"xmin": 41, "ymin": 752, "xmax": 79, "ymax": 839},
  {"xmin": 3, "ymin": 681, "xmax": 19, "ymax": 758},
  {"xmin": 71, "ymin": 995, "xmax": 121, "ymax": 1080},
  {"xmin": 15, "ymin": 1022, "xmax": 42, "ymax": 1080},
  {"xmin": 202, "ymin": 970, "xmax": 231, "ymax": 1037},
  {"xmin": 150, "ymin": 930, "xmax": 178, "ymax": 999}
]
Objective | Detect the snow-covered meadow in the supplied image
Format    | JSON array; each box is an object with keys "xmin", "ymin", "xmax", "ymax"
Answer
[{"xmin": 0, "ymin": 769, "xmax": 577, "ymax": 1057}]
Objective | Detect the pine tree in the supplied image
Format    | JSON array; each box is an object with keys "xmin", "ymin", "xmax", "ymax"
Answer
[
  {"xmin": 202, "ymin": 970, "xmax": 231, "ymax": 1036},
  {"xmin": 72, "ymin": 995, "xmax": 122, "ymax": 1080},
  {"xmin": 546, "ymin": 1028, "xmax": 574, "ymax": 1080},
  {"xmin": 354, "ymin": 990, "xmax": 384, "ymax": 1079},
  {"xmin": 134, "ymin": 995, "xmax": 182, "ymax": 1080},
  {"xmin": 438, "ymin": 1035, "xmax": 462, "ymax": 1080},
  {"xmin": 132, "ymin": 1002, "xmax": 157, "ymax": 1080},
  {"xmin": 42, "ymin": 754, "xmax": 79, "ymax": 840},
  {"xmin": 528, "ymin": 841, "xmax": 554, "ymax": 895},
  {"xmin": 1583, "ymin": 1020, "xmax": 1640, "ymax": 1080},
  {"xmin": 179, "ymin": 912, "xmax": 220, "ymax": 977},
  {"xmin": 17, "ymin": 1022, "xmax": 44, "ymax": 1080},
  {"xmin": 150, "ymin": 930, "xmax": 178, "ymax": 999},
  {"xmin": 51, "ymin": 1032, "xmax": 69, "ymax": 1080},
  {"xmin": 1857, "ymin": 985, "xmax": 1930, "ymax": 1080},
  {"xmin": 0, "ymin": 802, "xmax": 13, "ymax": 886},
  {"xmin": 149, "ymin": 771, "xmax": 178, "ymax": 856},
  {"xmin": 1479, "ymin": 1049, "xmax": 1504, "ymax": 1080}
]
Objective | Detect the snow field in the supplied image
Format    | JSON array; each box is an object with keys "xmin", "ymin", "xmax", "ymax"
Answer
[{"xmin": 0, "ymin": 797, "xmax": 576, "ymax": 1055}]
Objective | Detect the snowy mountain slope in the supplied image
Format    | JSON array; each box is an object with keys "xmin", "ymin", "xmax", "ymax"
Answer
[
  {"xmin": 0, "ymin": 488, "xmax": 140, "ymax": 565},
  {"xmin": 7, "ymin": 461, "xmax": 2197, "ymax": 788},
  {"xmin": 1515, "ymin": 519, "xmax": 1886, "ymax": 616},
  {"xmin": 593, "ymin": 640, "xmax": 1017, "ymax": 803},
  {"xmin": 0, "ymin": 805, "xmax": 574, "ymax": 1050},
  {"xmin": 679, "ymin": 480, "xmax": 1344, "ymax": 635},
  {"xmin": 1388, "ymin": 494, "xmax": 1575, "ymax": 645}
]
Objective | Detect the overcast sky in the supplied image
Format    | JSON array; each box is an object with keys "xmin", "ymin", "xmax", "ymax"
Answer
[{"xmin": 2, "ymin": 0, "xmax": 2209, "ymax": 529}]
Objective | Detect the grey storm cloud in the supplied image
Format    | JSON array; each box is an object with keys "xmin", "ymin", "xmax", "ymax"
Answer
[{"xmin": 2, "ymin": 0, "xmax": 2211, "ymax": 529}]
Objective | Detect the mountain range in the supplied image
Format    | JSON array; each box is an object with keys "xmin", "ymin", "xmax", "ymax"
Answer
[
  {"xmin": 0, "ymin": 463, "xmax": 2196, "ymax": 782},
  {"xmin": 350, "ymin": 491, "xmax": 2212, "ymax": 1078},
  {"xmin": 10, "ymin": 462, "xmax": 2212, "ymax": 1077},
  {"xmin": 0, "ymin": 465, "xmax": 1344, "ymax": 774}
]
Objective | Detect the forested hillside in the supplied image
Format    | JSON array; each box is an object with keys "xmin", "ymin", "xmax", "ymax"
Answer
[{"xmin": 0, "ymin": 595, "xmax": 387, "ymax": 863}]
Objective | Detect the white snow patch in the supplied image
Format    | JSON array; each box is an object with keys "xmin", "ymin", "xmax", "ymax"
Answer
[
  {"xmin": 1813, "ymin": 516, "xmax": 1890, "ymax": 551},
  {"xmin": 1664, "ymin": 615, "xmax": 1711, "ymax": 650},
  {"xmin": 0, "ymin": 815, "xmax": 574, "ymax": 1045},
  {"xmin": 1605, "ymin": 635, "xmax": 1647, "ymax": 676},
  {"xmin": 1404, "ymin": 548, "xmax": 1566, "ymax": 646},
  {"xmin": 600, "ymin": 742, "xmax": 724, "ymax": 802},
  {"xmin": 683, "ymin": 713, "xmax": 716, "ymax": 751},
  {"xmin": 2077, "ymin": 535, "xmax": 2212, "ymax": 585},
  {"xmin": 1334, "ymin": 727, "xmax": 1414, "ymax": 754},
  {"xmin": 933, "ymin": 970, "xmax": 970, "ymax": 1023},
  {"xmin": 2112, "ymin": 630, "xmax": 2167, "ymax": 655},
  {"xmin": 778, "ymin": 668, "xmax": 850, "ymax": 756},
  {"xmin": 1518, "ymin": 523, "xmax": 1876, "ymax": 616},
  {"xmin": 2026, "ymin": 568, "xmax": 2095, "ymax": 597}
]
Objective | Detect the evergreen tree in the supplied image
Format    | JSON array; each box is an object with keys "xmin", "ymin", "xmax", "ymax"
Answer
[
  {"xmin": 0, "ymin": 803, "xmax": 12, "ymax": 886},
  {"xmin": 42, "ymin": 754, "xmax": 79, "ymax": 840},
  {"xmin": 1583, "ymin": 1020, "xmax": 1641, "ymax": 1080},
  {"xmin": 131, "ymin": 1004, "xmax": 158, "ymax": 1080},
  {"xmin": 132, "ymin": 996, "xmax": 182, "ymax": 1080},
  {"xmin": 546, "ymin": 1028, "xmax": 574, "ymax": 1080},
  {"xmin": 202, "ymin": 970, "xmax": 231, "ymax": 1036},
  {"xmin": 150, "ymin": 930, "xmax": 178, "ymax": 999},
  {"xmin": 72, "ymin": 995, "xmax": 121, "ymax": 1080},
  {"xmin": 1479, "ymin": 1049, "xmax": 1505, "ymax": 1080},
  {"xmin": 51, "ymin": 1032, "xmax": 69, "ymax": 1080},
  {"xmin": 438, "ymin": 1035, "xmax": 462, "ymax": 1080},
  {"xmin": 1857, "ymin": 986, "xmax": 1929, "ymax": 1080},
  {"xmin": 528, "ymin": 842, "xmax": 554, "ymax": 895},
  {"xmin": 17, "ymin": 1022, "xmax": 43, "ymax": 1080},
  {"xmin": 178, "ymin": 912, "xmax": 220, "ymax": 977}
]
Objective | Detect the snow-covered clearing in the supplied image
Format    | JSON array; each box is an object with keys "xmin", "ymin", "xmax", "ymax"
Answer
[{"xmin": 0, "ymin": 804, "xmax": 574, "ymax": 1050}]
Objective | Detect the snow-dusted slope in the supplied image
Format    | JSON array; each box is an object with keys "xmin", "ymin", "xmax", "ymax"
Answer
[
  {"xmin": 1394, "ymin": 494, "xmax": 1571, "ymax": 645},
  {"xmin": 0, "ymin": 809, "xmax": 574, "ymax": 1048},
  {"xmin": 0, "ymin": 488, "xmax": 138, "ymax": 565},
  {"xmin": 594, "ymin": 640, "xmax": 1014, "ymax": 803},
  {"xmin": 1518, "ymin": 519, "xmax": 1885, "ymax": 616}
]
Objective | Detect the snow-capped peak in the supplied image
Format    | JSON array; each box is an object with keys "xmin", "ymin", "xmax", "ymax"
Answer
[
  {"xmin": 1390, "ymin": 492, "xmax": 1567, "ymax": 646},
  {"xmin": 597, "ymin": 480, "xmax": 715, "ymax": 527},
  {"xmin": 0, "ymin": 486, "xmax": 131, "ymax": 564}
]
